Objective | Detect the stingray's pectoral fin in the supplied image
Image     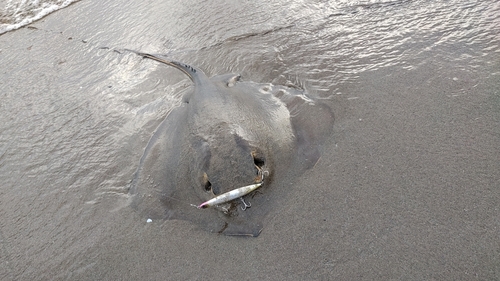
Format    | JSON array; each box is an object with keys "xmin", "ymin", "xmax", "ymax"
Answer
[
  {"xmin": 296, "ymin": 136, "xmax": 322, "ymax": 169},
  {"xmin": 293, "ymin": 104, "xmax": 334, "ymax": 168},
  {"xmin": 273, "ymin": 87, "xmax": 334, "ymax": 169}
]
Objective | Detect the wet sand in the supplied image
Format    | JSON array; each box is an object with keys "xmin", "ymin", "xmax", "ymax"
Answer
[{"xmin": 1, "ymin": 0, "xmax": 499, "ymax": 280}]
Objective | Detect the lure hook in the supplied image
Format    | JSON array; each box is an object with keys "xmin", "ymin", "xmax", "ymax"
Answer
[{"xmin": 240, "ymin": 197, "xmax": 251, "ymax": 210}]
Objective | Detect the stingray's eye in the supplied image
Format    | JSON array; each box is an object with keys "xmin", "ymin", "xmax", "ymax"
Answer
[
  {"xmin": 227, "ymin": 75, "xmax": 241, "ymax": 87},
  {"xmin": 203, "ymin": 172, "xmax": 212, "ymax": 192}
]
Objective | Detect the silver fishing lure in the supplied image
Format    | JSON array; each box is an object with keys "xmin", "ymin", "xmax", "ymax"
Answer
[{"xmin": 197, "ymin": 182, "xmax": 262, "ymax": 209}]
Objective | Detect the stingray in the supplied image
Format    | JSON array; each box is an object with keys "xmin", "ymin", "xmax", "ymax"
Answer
[{"xmin": 128, "ymin": 51, "xmax": 333, "ymax": 236}]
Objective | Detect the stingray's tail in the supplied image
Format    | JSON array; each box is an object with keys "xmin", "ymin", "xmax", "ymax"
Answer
[{"xmin": 124, "ymin": 49, "xmax": 203, "ymax": 83}]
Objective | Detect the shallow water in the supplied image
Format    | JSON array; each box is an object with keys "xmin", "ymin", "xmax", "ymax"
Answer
[
  {"xmin": 0, "ymin": 0, "xmax": 80, "ymax": 34},
  {"xmin": 1, "ymin": 0, "xmax": 499, "ymax": 279}
]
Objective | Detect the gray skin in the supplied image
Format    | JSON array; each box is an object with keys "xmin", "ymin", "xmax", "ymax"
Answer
[{"xmin": 128, "ymin": 52, "xmax": 333, "ymax": 236}]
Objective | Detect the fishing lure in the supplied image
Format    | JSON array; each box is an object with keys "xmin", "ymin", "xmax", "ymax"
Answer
[{"xmin": 197, "ymin": 182, "xmax": 262, "ymax": 209}]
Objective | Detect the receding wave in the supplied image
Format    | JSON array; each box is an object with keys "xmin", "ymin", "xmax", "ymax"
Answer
[{"xmin": 0, "ymin": 0, "xmax": 80, "ymax": 35}]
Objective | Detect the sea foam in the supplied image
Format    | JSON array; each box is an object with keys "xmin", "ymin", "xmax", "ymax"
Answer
[{"xmin": 0, "ymin": 0, "xmax": 79, "ymax": 35}]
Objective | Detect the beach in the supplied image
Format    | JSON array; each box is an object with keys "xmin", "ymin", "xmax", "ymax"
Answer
[{"xmin": 0, "ymin": 0, "xmax": 499, "ymax": 279}]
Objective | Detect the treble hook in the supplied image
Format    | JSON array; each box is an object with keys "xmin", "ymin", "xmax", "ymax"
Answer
[
  {"xmin": 258, "ymin": 169, "xmax": 269, "ymax": 182},
  {"xmin": 240, "ymin": 197, "xmax": 251, "ymax": 210}
]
